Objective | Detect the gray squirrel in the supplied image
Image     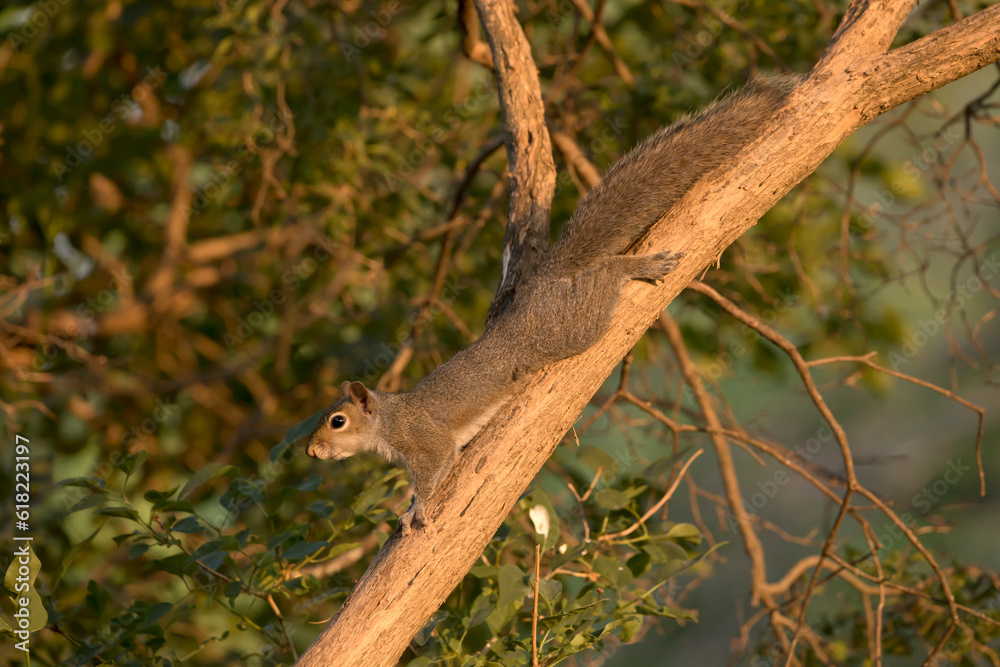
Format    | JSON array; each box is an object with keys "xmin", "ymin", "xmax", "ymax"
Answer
[{"xmin": 307, "ymin": 75, "xmax": 797, "ymax": 535}]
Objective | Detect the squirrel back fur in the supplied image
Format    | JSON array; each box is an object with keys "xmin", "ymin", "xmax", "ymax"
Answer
[{"xmin": 307, "ymin": 74, "xmax": 799, "ymax": 534}]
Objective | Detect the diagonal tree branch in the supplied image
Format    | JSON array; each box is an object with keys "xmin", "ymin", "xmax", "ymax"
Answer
[{"xmin": 294, "ymin": 3, "xmax": 1000, "ymax": 665}]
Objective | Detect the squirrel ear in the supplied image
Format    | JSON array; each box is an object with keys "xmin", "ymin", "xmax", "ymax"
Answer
[
  {"xmin": 340, "ymin": 380, "xmax": 352, "ymax": 397},
  {"xmin": 347, "ymin": 381, "xmax": 375, "ymax": 415}
]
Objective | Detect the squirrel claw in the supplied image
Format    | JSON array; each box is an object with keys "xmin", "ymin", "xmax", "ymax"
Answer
[
  {"xmin": 651, "ymin": 251, "xmax": 684, "ymax": 278},
  {"xmin": 399, "ymin": 501, "xmax": 428, "ymax": 536}
]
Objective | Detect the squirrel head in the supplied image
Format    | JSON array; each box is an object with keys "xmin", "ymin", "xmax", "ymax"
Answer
[{"xmin": 306, "ymin": 381, "xmax": 382, "ymax": 460}]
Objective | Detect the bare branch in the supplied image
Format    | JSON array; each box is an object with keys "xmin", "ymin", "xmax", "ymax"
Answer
[{"xmin": 458, "ymin": 0, "xmax": 494, "ymax": 69}]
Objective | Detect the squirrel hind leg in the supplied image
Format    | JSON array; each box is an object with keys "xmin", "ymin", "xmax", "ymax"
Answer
[
  {"xmin": 611, "ymin": 251, "xmax": 684, "ymax": 284},
  {"xmin": 399, "ymin": 496, "xmax": 428, "ymax": 536}
]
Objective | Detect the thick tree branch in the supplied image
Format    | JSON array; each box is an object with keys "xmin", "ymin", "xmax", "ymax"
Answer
[
  {"xmin": 863, "ymin": 2, "xmax": 1000, "ymax": 117},
  {"xmin": 474, "ymin": 0, "xmax": 557, "ymax": 324},
  {"xmin": 295, "ymin": 4, "xmax": 1000, "ymax": 665}
]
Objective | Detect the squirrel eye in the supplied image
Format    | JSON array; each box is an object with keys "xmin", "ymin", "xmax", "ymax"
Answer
[{"xmin": 330, "ymin": 414, "xmax": 346, "ymax": 429}]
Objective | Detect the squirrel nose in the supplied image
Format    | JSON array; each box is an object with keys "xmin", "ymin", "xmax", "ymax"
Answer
[{"xmin": 306, "ymin": 442, "xmax": 316, "ymax": 457}]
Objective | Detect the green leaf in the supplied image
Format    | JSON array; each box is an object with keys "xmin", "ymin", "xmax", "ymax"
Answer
[
  {"xmin": 58, "ymin": 477, "xmax": 108, "ymax": 491},
  {"xmin": 271, "ymin": 408, "xmax": 326, "ymax": 462},
  {"xmin": 93, "ymin": 506, "xmax": 140, "ymax": 521},
  {"xmin": 619, "ymin": 615, "xmax": 644, "ymax": 642},
  {"xmin": 144, "ymin": 488, "xmax": 171, "ymax": 503},
  {"xmin": 577, "ymin": 445, "xmax": 617, "ymax": 476},
  {"xmin": 497, "ymin": 563, "xmax": 528, "ymax": 607},
  {"xmin": 413, "ymin": 611, "xmax": 446, "ymax": 646},
  {"xmin": 351, "ymin": 468, "xmax": 402, "ymax": 516},
  {"xmin": 325, "ymin": 541, "xmax": 361, "ymax": 559},
  {"xmin": 67, "ymin": 493, "xmax": 106, "ymax": 514},
  {"xmin": 468, "ymin": 565, "xmax": 500, "ymax": 579},
  {"xmin": 171, "ymin": 516, "xmax": 205, "ymax": 534},
  {"xmin": 627, "ymin": 551, "xmax": 651, "ymax": 577},
  {"xmin": 538, "ymin": 578, "xmax": 562, "ymax": 606},
  {"xmin": 5, "ymin": 544, "xmax": 42, "ymax": 592},
  {"xmin": 664, "ymin": 522, "xmax": 701, "ymax": 544},
  {"xmin": 282, "ymin": 541, "xmax": 329, "ymax": 560},
  {"xmin": 294, "ymin": 473, "xmax": 322, "ymax": 492},
  {"xmin": 635, "ymin": 604, "xmax": 697, "ymax": 621},
  {"xmin": 151, "ymin": 554, "xmax": 195, "ymax": 576},
  {"xmin": 179, "ymin": 463, "xmax": 240, "ymax": 499},
  {"xmin": 20, "ymin": 587, "xmax": 49, "ymax": 632},
  {"xmin": 592, "ymin": 488, "xmax": 630, "ymax": 510},
  {"xmin": 642, "ymin": 539, "xmax": 689, "ymax": 563},
  {"xmin": 143, "ymin": 602, "xmax": 172, "ymax": 625},
  {"xmin": 57, "ymin": 525, "xmax": 104, "ymax": 585},
  {"xmin": 117, "ymin": 450, "xmax": 148, "ymax": 475},
  {"xmin": 128, "ymin": 544, "xmax": 150, "ymax": 559},
  {"xmin": 593, "ymin": 555, "xmax": 633, "ymax": 587},
  {"xmin": 85, "ymin": 580, "xmax": 110, "ymax": 614},
  {"xmin": 157, "ymin": 500, "xmax": 196, "ymax": 513},
  {"xmin": 187, "ymin": 539, "xmax": 227, "ymax": 568},
  {"xmin": 645, "ymin": 447, "xmax": 694, "ymax": 481},
  {"xmin": 466, "ymin": 593, "xmax": 494, "ymax": 628},
  {"xmin": 224, "ymin": 580, "xmax": 243, "ymax": 603},
  {"xmin": 305, "ymin": 500, "xmax": 337, "ymax": 518}
]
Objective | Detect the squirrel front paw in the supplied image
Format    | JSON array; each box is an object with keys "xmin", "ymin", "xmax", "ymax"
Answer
[
  {"xmin": 645, "ymin": 251, "xmax": 684, "ymax": 282},
  {"xmin": 399, "ymin": 499, "xmax": 428, "ymax": 536},
  {"xmin": 622, "ymin": 250, "xmax": 685, "ymax": 284}
]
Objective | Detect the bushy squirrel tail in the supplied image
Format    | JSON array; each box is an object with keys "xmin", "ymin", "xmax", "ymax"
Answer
[{"xmin": 550, "ymin": 74, "xmax": 800, "ymax": 270}]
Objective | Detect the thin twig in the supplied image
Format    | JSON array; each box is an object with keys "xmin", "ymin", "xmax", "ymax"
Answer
[
  {"xmin": 599, "ymin": 449, "xmax": 704, "ymax": 541},
  {"xmin": 532, "ymin": 543, "xmax": 541, "ymax": 667}
]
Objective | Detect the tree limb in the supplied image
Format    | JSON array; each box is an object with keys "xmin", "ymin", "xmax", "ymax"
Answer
[
  {"xmin": 474, "ymin": 0, "xmax": 557, "ymax": 324},
  {"xmin": 294, "ymin": 3, "xmax": 1000, "ymax": 665}
]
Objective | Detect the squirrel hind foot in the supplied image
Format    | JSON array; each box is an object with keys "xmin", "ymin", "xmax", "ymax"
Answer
[
  {"xmin": 630, "ymin": 250, "xmax": 685, "ymax": 284},
  {"xmin": 399, "ymin": 499, "xmax": 428, "ymax": 536}
]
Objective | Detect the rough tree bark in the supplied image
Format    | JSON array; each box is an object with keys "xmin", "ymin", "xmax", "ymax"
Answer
[
  {"xmin": 295, "ymin": 1, "xmax": 1000, "ymax": 665},
  {"xmin": 475, "ymin": 0, "xmax": 557, "ymax": 324}
]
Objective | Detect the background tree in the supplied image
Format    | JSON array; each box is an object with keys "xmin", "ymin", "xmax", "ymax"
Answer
[{"xmin": 0, "ymin": 1, "xmax": 998, "ymax": 666}]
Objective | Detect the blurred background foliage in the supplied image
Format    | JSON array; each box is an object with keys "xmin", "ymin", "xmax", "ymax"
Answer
[{"xmin": 0, "ymin": 0, "xmax": 998, "ymax": 665}]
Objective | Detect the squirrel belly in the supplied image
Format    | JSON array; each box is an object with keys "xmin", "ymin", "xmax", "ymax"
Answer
[{"xmin": 306, "ymin": 74, "xmax": 799, "ymax": 535}]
